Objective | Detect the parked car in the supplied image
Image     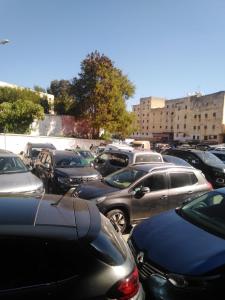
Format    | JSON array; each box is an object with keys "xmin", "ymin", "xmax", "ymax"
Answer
[
  {"xmin": 162, "ymin": 154, "xmax": 193, "ymax": 167},
  {"xmin": 34, "ymin": 149, "xmax": 101, "ymax": 194},
  {"xmin": 0, "ymin": 193, "xmax": 144, "ymax": 299},
  {"xmin": 93, "ymin": 148, "xmax": 163, "ymax": 177},
  {"xmin": 72, "ymin": 163, "xmax": 212, "ymax": 233},
  {"xmin": 162, "ymin": 148, "xmax": 225, "ymax": 188},
  {"xmin": 0, "ymin": 149, "xmax": 44, "ymax": 196},
  {"xmin": 128, "ymin": 188, "xmax": 225, "ymax": 300},
  {"xmin": 21, "ymin": 142, "xmax": 56, "ymax": 168}
]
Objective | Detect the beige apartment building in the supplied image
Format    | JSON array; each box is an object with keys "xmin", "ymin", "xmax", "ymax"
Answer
[{"xmin": 132, "ymin": 91, "xmax": 225, "ymax": 144}]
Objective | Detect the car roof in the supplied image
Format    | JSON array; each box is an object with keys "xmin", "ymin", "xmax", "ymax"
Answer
[
  {"xmin": 130, "ymin": 162, "xmax": 195, "ymax": 172},
  {"xmin": 0, "ymin": 194, "xmax": 101, "ymax": 241},
  {"xmin": 27, "ymin": 142, "xmax": 56, "ymax": 149}
]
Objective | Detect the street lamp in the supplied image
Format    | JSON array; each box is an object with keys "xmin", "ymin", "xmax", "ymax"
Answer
[{"xmin": 0, "ymin": 39, "xmax": 10, "ymax": 45}]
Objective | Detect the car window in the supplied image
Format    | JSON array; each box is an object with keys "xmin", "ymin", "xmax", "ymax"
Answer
[
  {"xmin": 135, "ymin": 154, "xmax": 162, "ymax": 163},
  {"xmin": 40, "ymin": 153, "xmax": 48, "ymax": 164},
  {"xmin": 96, "ymin": 153, "xmax": 109, "ymax": 163},
  {"xmin": 213, "ymin": 153, "xmax": 225, "ymax": 161},
  {"xmin": 169, "ymin": 172, "xmax": 197, "ymax": 188},
  {"xmin": 109, "ymin": 153, "xmax": 129, "ymax": 167},
  {"xmin": 104, "ymin": 167, "xmax": 147, "ymax": 189},
  {"xmin": 196, "ymin": 151, "xmax": 224, "ymax": 165},
  {"xmin": 134, "ymin": 172, "xmax": 167, "ymax": 191}
]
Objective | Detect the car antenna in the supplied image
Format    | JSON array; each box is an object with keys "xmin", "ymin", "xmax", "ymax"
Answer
[{"xmin": 51, "ymin": 194, "xmax": 65, "ymax": 206}]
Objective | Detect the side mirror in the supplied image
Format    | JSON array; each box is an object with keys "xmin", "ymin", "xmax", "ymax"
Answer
[
  {"xmin": 44, "ymin": 162, "xmax": 51, "ymax": 169},
  {"xmin": 140, "ymin": 186, "xmax": 150, "ymax": 194},
  {"xmin": 27, "ymin": 165, "xmax": 33, "ymax": 171},
  {"xmin": 191, "ymin": 159, "xmax": 200, "ymax": 165}
]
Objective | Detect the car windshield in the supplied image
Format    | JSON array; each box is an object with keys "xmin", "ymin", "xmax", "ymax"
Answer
[
  {"xmin": 79, "ymin": 151, "xmax": 94, "ymax": 159},
  {"xmin": 180, "ymin": 191, "xmax": 225, "ymax": 238},
  {"xmin": 195, "ymin": 151, "xmax": 223, "ymax": 165},
  {"xmin": 55, "ymin": 155, "xmax": 89, "ymax": 168},
  {"xmin": 104, "ymin": 167, "xmax": 147, "ymax": 189},
  {"xmin": 0, "ymin": 156, "xmax": 28, "ymax": 174}
]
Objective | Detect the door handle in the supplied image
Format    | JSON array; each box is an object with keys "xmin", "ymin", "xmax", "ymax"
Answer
[
  {"xmin": 187, "ymin": 191, "xmax": 193, "ymax": 194},
  {"xmin": 160, "ymin": 195, "xmax": 168, "ymax": 199}
]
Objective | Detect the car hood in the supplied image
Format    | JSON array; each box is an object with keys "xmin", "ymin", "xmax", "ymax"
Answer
[
  {"xmin": 55, "ymin": 167, "xmax": 99, "ymax": 177},
  {"xmin": 0, "ymin": 172, "xmax": 42, "ymax": 193},
  {"xmin": 132, "ymin": 210, "xmax": 225, "ymax": 276},
  {"xmin": 75, "ymin": 180, "xmax": 118, "ymax": 200}
]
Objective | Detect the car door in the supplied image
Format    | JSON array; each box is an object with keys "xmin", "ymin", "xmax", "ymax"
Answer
[
  {"xmin": 0, "ymin": 236, "xmax": 58, "ymax": 297},
  {"xmin": 168, "ymin": 170, "xmax": 199, "ymax": 208},
  {"xmin": 130, "ymin": 171, "xmax": 169, "ymax": 222}
]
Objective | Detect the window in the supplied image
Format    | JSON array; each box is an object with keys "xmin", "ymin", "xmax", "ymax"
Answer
[
  {"xmin": 109, "ymin": 153, "xmax": 129, "ymax": 167},
  {"xmin": 212, "ymin": 125, "xmax": 215, "ymax": 130},
  {"xmin": 205, "ymin": 113, "xmax": 208, "ymax": 118},
  {"xmin": 213, "ymin": 112, "xmax": 216, "ymax": 117},
  {"xmin": 204, "ymin": 125, "xmax": 207, "ymax": 129},
  {"xmin": 170, "ymin": 172, "xmax": 198, "ymax": 188},
  {"xmin": 139, "ymin": 173, "xmax": 167, "ymax": 191},
  {"xmin": 193, "ymin": 126, "xmax": 196, "ymax": 130},
  {"xmin": 184, "ymin": 115, "xmax": 187, "ymax": 119},
  {"xmin": 184, "ymin": 124, "xmax": 186, "ymax": 129}
]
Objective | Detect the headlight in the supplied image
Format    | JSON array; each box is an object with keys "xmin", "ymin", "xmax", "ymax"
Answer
[
  {"xmin": 35, "ymin": 185, "xmax": 45, "ymax": 194},
  {"xmin": 57, "ymin": 176, "xmax": 70, "ymax": 184},
  {"xmin": 93, "ymin": 196, "xmax": 106, "ymax": 204},
  {"xmin": 212, "ymin": 168, "xmax": 225, "ymax": 174}
]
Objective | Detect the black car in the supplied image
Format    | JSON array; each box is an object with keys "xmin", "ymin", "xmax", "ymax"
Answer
[
  {"xmin": 128, "ymin": 188, "xmax": 225, "ymax": 300},
  {"xmin": 72, "ymin": 163, "xmax": 212, "ymax": 233},
  {"xmin": 21, "ymin": 142, "xmax": 56, "ymax": 168},
  {"xmin": 93, "ymin": 148, "xmax": 163, "ymax": 177},
  {"xmin": 34, "ymin": 149, "xmax": 101, "ymax": 194},
  {"xmin": 0, "ymin": 193, "xmax": 144, "ymax": 299},
  {"xmin": 162, "ymin": 148, "xmax": 225, "ymax": 188}
]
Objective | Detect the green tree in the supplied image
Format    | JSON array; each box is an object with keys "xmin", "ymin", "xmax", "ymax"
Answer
[
  {"xmin": 0, "ymin": 87, "xmax": 40, "ymax": 104},
  {"xmin": 71, "ymin": 51, "xmax": 135, "ymax": 138},
  {"xmin": 0, "ymin": 99, "xmax": 44, "ymax": 133},
  {"xmin": 47, "ymin": 80, "xmax": 75, "ymax": 115}
]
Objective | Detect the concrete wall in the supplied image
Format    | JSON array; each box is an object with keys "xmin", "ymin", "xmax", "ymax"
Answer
[{"xmin": 0, "ymin": 134, "xmax": 103, "ymax": 155}]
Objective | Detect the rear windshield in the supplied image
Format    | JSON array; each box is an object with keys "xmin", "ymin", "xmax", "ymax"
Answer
[
  {"xmin": 135, "ymin": 154, "xmax": 163, "ymax": 163},
  {"xmin": 195, "ymin": 151, "xmax": 222, "ymax": 164}
]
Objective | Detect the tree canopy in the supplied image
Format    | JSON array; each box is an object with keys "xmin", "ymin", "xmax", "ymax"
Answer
[
  {"xmin": 47, "ymin": 80, "xmax": 75, "ymax": 115},
  {"xmin": 0, "ymin": 99, "xmax": 44, "ymax": 133},
  {"xmin": 71, "ymin": 51, "xmax": 136, "ymax": 138},
  {"xmin": 0, "ymin": 87, "xmax": 45, "ymax": 133}
]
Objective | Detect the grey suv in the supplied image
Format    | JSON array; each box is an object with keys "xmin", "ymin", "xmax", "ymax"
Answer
[
  {"xmin": 0, "ymin": 149, "xmax": 44, "ymax": 196},
  {"xmin": 73, "ymin": 163, "xmax": 212, "ymax": 233},
  {"xmin": 93, "ymin": 148, "xmax": 163, "ymax": 177}
]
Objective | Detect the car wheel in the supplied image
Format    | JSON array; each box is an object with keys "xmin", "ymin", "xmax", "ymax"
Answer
[{"xmin": 106, "ymin": 209, "xmax": 129, "ymax": 234}]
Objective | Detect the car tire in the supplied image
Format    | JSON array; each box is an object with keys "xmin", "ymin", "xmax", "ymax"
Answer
[{"xmin": 106, "ymin": 209, "xmax": 129, "ymax": 234}]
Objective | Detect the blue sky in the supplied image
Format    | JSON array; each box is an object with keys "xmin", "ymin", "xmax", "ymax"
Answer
[{"xmin": 1, "ymin": 0, "xmax": 225, "ymax": 110}]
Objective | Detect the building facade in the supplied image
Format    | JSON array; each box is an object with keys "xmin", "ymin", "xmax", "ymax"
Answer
[{"xmin": 132, "ymin": 91, "xmax": 225, "ymax": 144}]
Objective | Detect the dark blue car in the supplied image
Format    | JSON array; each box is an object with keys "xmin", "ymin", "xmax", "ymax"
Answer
[{"xmin": 129, "ymin": 188, "xmax": 225, "ymax": 300}]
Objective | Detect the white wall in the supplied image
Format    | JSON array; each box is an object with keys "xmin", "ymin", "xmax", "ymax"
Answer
[{"xmin": 0, "ymin": 133, "xmax": 102, "ymax": 154}]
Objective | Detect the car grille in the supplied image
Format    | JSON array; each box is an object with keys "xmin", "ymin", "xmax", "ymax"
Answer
[
  {"xmin": 70, "ymin": 176, "xmax": 97, "ymax": 184},
  {"xmin": 128, "ymin": 239, "xmax": 166, "ymax": 280}
]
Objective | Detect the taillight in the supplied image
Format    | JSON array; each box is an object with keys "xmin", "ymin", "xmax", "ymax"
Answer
[
  {"xmin": 207, "ymin": 181, "xmax": 213, "ymax": 190},
  {"xmin": 107, "ymin": 266, "xmax": 140, "ymax": 300}
]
